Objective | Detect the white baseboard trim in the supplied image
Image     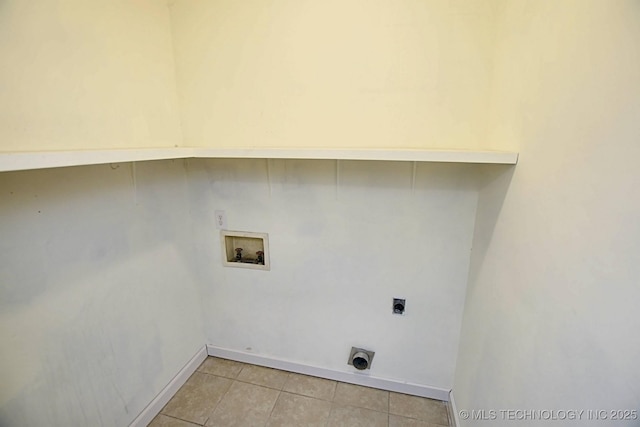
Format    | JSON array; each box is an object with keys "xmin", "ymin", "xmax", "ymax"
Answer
[
  {"xmin": 206, "ymin": 345, "xmax": 450, "ymax": 402},
  {"xmin": 448, "ymin": 389, "xmax": 461, "ymax": 427},
  {"xmin": 129, "ymin": 346, "xmax": 208, "ymax": 427}
]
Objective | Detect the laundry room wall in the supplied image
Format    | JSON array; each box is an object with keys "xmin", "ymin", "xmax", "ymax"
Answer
[
  {"xmin": 169, "ymin": 0, "xmax": 498, "ymax": 150},
  {"xmin": 186, "ymin": 158, "xmax": 491, "ymax": 390},
  {"xmin": 0, "ymin": 0, "xmax": 182, "ymax": 152},
  {"xmin": 0, "ymin": 160, "xmax": 204, "ymax": 426}
]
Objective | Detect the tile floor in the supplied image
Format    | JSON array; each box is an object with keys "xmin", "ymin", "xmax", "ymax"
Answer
[{"xmin": 149, "ymin": 357, "xmax": 451, "ymax": 427}]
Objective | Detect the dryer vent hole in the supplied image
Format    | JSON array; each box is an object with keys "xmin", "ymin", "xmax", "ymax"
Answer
[
  {"xmin": 353, "ymin": 356, "xmax": 369, "ymax": 370},
  {"xmin": 348, "ymin": 347, "xmax": 375, "ymax": 370}
]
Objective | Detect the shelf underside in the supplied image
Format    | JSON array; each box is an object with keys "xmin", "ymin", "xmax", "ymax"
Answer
[{"xmin": 0, "ymin": 147, "xmax": 518, "ymax": 172}]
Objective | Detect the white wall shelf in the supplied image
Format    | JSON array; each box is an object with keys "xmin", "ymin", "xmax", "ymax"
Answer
[
  {"xmin": 0, "ymin": 148, "xmax": 193, "ymax": 173},
  {"xmin": 193, "ymin": 148, "xmax": 518, "ymax": 164},
  {"xmin": 0, "ymin": 147, "xmax": 518, "ymax": 172}
]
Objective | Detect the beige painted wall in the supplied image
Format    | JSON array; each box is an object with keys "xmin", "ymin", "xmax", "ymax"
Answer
[
  {"xmin": 1, "ymin": 1, "xmax": 506, "ymax": 153},
  {"xmin": 7, "ymin": 1, "xmax": 639, "ymax": 424},
  {"xmin": 0, "ymin": 0, "xmax": 182, "ymax": 152},
  {"xmin": 455, "ymin": 1, "xmax": 640, "ymax": 425},
  {"xmin": 169, "ymin": 0, "xmax": 498, "ymax": 150}
]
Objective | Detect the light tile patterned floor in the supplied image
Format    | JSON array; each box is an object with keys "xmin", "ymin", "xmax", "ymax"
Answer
[{"xmin": 150, "ymin": 357, "xmax": 451, "ymax": 427}]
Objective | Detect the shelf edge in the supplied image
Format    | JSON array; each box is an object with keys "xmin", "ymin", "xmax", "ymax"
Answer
[
  {"xmin": 0, "ymin": 147, "xmax": 518, "ymax": 172},
  {"xmin": 0, "ymin": 148, "xmax": 194, "ymax": 172},
  {"xmin": 192, "ymin": 148, "xmax": 518, "ymax": 164}
]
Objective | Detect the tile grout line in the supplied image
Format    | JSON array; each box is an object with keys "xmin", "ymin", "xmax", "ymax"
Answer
[
  {"xmin": 329, "ymin": 380, "xmax": 338, "ymax": 402},
  {"xmin": 324, "ymin": 403, "xmax": 333, "ymax": 427},
  {"xmin": 265, "ymin": 388, "xmax": 283, "ymax": 425},
  {"xmin": 165, "ymin": 358, "xmax": 450, "ymax": 427},
  {"xmin": 200, "ymin": 366, "xmax": 241, "ymax": 426},
  {"xmin": 206, "ymin": 349, "xmax": 451, "ymax": 400},
  {"xmin": 198, "ymin": 363, "xmax": 291, "ymax": 391},
  {"xmin": 387, "ymin": 391, "xmax": 390, "ymax": 426},
  {"xmin": 281, "ymin": 372, "xmax": 338, "ymax": 402},
  {"xmin": 159, "ymin": 413, "xmax": 203, "ymax": 426},
  {"xmin": 264, "ymin": 369, "xmax": 287, "ymax": 424}
]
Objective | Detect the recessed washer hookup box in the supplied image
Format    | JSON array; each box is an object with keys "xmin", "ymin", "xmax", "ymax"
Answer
[{"xmin": 221, "ymin": 230, "xmax": 270, "ymax": 271}]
